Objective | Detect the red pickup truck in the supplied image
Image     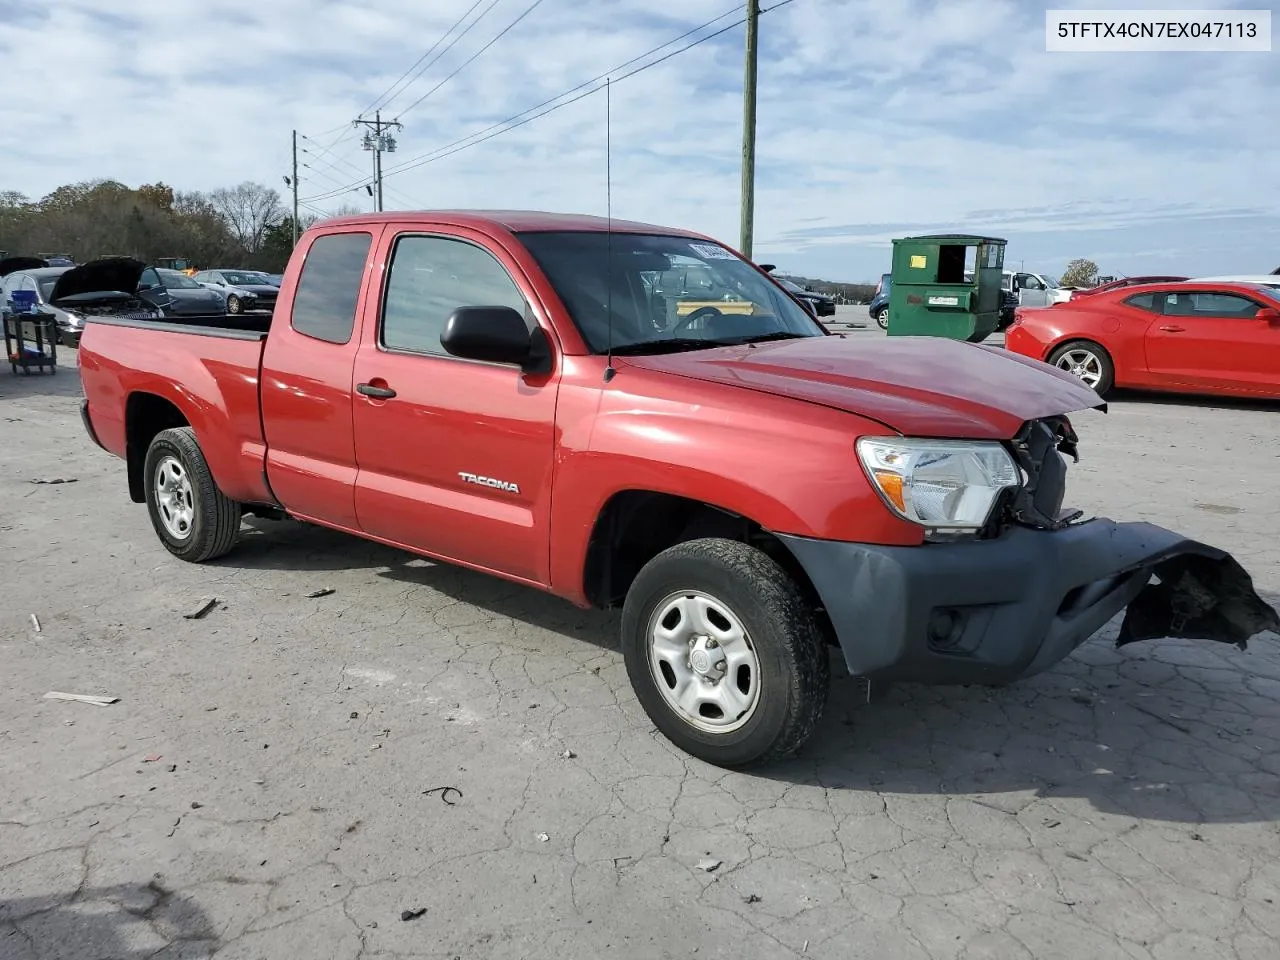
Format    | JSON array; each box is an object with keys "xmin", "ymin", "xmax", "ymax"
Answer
[{"xmin": 77, "ymin": 213, "xmax": 1278, "ymax": 767}]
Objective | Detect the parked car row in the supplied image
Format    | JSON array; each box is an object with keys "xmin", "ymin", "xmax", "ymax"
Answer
[{"xmin": 1, "ymin": 256, "xmax": 283, "ymax": 346}]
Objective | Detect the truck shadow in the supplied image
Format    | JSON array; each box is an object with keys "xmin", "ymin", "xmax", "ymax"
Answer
[
  {"xmin": 0, "ymin": 882, "xmax": 217, "ymax": 958},
  {"xmin": 229, "ymin": 520, "xmax": 1280, "ymax": 825}
]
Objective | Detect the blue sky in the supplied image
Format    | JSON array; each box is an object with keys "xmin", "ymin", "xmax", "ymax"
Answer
[{"xmin": 0, "ymin": 0, "xmax": 1276, "ymax": 282}]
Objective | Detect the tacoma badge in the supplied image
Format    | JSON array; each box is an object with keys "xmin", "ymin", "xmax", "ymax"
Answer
[{"xmin": 459, "ymin": 471, "xmax": 520, "ymax": 494}]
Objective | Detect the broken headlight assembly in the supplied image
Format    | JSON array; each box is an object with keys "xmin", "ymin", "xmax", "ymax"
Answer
[{"xmin": 856, "ymin": 437, "xmax": 1022, "ymax": 537}]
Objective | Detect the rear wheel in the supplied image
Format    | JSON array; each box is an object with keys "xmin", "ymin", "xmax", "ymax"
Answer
[
  {"xmin": 1048, "ymin": 339, "xmax": 1114, "ymax": 395},
  {"xmin": 621, "ymin": 538, "xmax": 829, "ymax": 768},
  {"xmin": 874, "ymin": 307, "xmax": 889, "ymax": 330},
  {"xmin": 143, "ymin": 427, "xmax": 241, "ymax": 562}
]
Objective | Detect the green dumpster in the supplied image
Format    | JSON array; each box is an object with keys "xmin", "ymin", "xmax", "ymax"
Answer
[{"xmin": 886, "ymin": 234, "xmax": 1006, "ymax": 342}]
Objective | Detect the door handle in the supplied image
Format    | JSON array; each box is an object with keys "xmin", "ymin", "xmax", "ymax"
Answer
[
  {"xmin": 357, "ymin": 381, "xmax": 396, "ymax": 399},
  {"xmin": 1158, "ymin": 324, "xmax": 1185, "ymax": 333}
]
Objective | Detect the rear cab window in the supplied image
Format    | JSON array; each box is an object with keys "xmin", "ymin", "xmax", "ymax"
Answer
[{"xmin": 291, "ymin": 232, "xmax": 373, "ymax": 344}]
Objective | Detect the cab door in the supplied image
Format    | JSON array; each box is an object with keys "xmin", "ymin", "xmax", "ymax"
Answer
[
  {"xmin": 1144, "ymin": 289, "xmax": 1277, "ymax": 392},
  {"xmin": 350, "ymin": 228, "xmax": 561, "ymax": 585}
]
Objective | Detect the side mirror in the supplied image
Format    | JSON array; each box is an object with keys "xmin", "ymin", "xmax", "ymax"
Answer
[
  {"xmin": 441, "ymin": 305, "xmax": 550, "ymax": 373},
  {"xmin": 759, "ymin": 263, "xmax": 777, "ymax": 273},
  {"xmin": 1258, "ymin": 306, "xmax": 1280, "ymax": 325}
]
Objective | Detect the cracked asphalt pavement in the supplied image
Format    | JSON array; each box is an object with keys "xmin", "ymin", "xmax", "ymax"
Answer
[{"xmin": 3, "ymin": 334, "xmax": 1279, "ymax": 960}]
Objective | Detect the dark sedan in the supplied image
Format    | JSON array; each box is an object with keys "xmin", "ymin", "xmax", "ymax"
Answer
[
  {"xmin": 158, "ymin": 269, "xmax": 227, "ymax": 315},
  {"xmin": 777, "ymin": 277, "xmax": 836, "ymax": 317}
]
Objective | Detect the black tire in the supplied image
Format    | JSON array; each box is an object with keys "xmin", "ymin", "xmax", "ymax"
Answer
[
  {"xmin": 621, "ymin": 537, "xmax": 829, "ymax": 768},
  {"xmin": 226, "ymin": 294, "xmax": 242, "ymax": 315},
  {"xmin": 1047, "ymin": 339, "xmax": 1115, "ymax": 395},
  {"xmin": 143, "ymin": 427, "xmax": 241, "ymax": 562},
  {"xmin": 874, "ymin": 307, "xmax": 889, "ymax": 330}
]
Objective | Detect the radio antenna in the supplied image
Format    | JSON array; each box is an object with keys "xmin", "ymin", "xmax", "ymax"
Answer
[{"xmin": 603, "ymin": 76, "xmax": 616, "ymax": 383}]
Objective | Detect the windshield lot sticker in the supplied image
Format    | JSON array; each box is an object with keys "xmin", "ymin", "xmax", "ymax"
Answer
[{"xmin": 689, "ymin": 243, "xmax": 735, "ymax": 260}]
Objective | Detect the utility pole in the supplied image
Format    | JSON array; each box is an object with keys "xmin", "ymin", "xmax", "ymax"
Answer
[
  {"xmin": 354, "ymin": 112, "xmax": 402, "ymax": 212},
  {"xmin": 739, "ymin": 0, "xmax": 760, "ymax": 259},
  {"xmin": 291, "ymin": 130, "xmax": 299, "ymax": 246}
]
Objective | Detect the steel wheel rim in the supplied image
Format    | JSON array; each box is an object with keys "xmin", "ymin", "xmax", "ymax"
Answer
[
  {"xmin": 646, "ymin": 589, "xmax": 761, "ymax": 734},
  {"xmin": 1056, "ymin": 348, "xmax": 1103, "ymax": 387},
  {"xmin": 154, "ymin": 455, "xmax": 195, "ymax": 540}
]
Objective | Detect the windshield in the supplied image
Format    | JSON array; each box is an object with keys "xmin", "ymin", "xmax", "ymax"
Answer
[
  {"xmin": 1254, "ymin": 284, "xmax": 1280, "ymax": 303},
  {"xmin": 158, "ymin": 269, "xmax": 200, "ymax": 289},
  {"xmin": 517, "ymin": 231, "xmax": 824, "ymax": 354},
  {"xmin": 37, "ymin": 277, "xmax": 60, "ymax": 300},
  {"xmin": 222, "ymin": 271, "xmax": 267, "ymax": 286}
]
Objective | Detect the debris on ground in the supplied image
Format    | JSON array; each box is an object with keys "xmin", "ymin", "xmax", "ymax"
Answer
[
  {"xmin": 190, "ymin": 802, "xmax": 203, "ymax": 809},
  {"xmin": 43, "ymin": 691, "xmax": 119, "ymax": 707},
  {"xmin": 561, "ymin": 749, "xmax": 576, "ymax": 759},
  {"xmin": 166, "ymin": 764, "xmax": 177, "ymax": 773},
  {"xmin": 30, "ymin": 477, "xmax": 78, "ymax": 485},
  {"xmin": 143, "ymin": 754, "xmax": 162, "ymax": 763},
  {"xmin": 400, "ymin": 908, "xmax": 427, "ymax": 922},
  {"xmin": 29, "ymin": 614, "xmax": 40, "ymax": 632},
  {"xmin": 306, "ymin": 587, "xmax": 335, "ymax": 598},
  {"xmin": 536, "ymin": 832, "xmax": 550, "ymax": 843},
  {"xmin": 423, "ymin": 786, "xmax": 463, "ymax": 806},
  {"xmin": 350, "ymin": 711, "xmax": 359, "ymax": 719},
  {"xmin": 743, "ymin": 893, "xmax": 762, "ymax": 904},
  {"xmin": 696, "ymin": 858, "xmax": 722, "ymax": 873},
  {"xmin": 183, "ymin": 597, "xmax": 219, "ymax": 620}
]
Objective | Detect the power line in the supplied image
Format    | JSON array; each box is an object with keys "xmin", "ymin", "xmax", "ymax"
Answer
[
  {"xmin": 358, "ymin": 0, "xmax": 490, "ymax": 118},
  {"xmin": 367, "ymin": 0, "xmax": 505, "ymax": 119},
  {"xmin": 300, "ymin": 3, "xmax": 752, "ymax": 203},
  {"xmin": 394, "ymin": 0, "xmax": 549, "ymax": 121}
]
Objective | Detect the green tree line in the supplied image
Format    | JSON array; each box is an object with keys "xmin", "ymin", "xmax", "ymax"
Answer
[{"xmin": 0, "ymin": 179, "xmax": 331, "ymax": 273}]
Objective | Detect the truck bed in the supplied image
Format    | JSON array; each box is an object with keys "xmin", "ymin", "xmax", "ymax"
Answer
[{"xmin": 78, "ymin": 314, "xmax": 274, "ymax": 505}]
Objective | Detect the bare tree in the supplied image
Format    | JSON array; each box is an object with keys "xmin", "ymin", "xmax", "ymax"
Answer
[{"xmin": 208, "ymin": 182, "xmax": 284, "ymax": 254}]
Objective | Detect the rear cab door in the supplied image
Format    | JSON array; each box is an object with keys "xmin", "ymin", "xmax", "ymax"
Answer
[
  {"xmin": 260, "ymin": 225, "xmax": 382, "ymax": 529},
  {"xmin": 1144, "ymin": 288, "xmax": 1277, "ymax": 392},
  {"xmin": 349, "ymin": 222, "xmax": 561, "ymax": 586}
]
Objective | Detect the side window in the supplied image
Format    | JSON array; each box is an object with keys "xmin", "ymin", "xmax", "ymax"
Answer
[
  {"xmin": 1123, "ymin": 292, "xmax": 1158, "ymax": 312},
  {"xmin": 1164, "ymin": 291, "xmax": 1259, "ymax": 318},
  {"xmin": 381, "ymin": 235, "xmax": 528, "ymax": 357},
  {"xmin": 291, "ymin": 232, "xmax": 372, "ymax": 344},
  {"xmin": 139, "ymin": 267, "xmax": 161, "ymax": 289},
  {"xmin": 1018, "ymin": 274, "xmax": 1043, "ymax": 290}
]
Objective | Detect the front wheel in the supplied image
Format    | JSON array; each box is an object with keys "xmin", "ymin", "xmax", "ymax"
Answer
[
  {"xmin": 621, "ymin": 538, "xmax": 829, "ymax": 768},
  {"xmin": 1048, "ymin": 339, "xmax": 1114, "ymax": 395},
  {"xmin": 874, "ymin": 308, "xmax": 888, "ymax": 330},
  {"xmin": 143, "ymin": 427, "xmax": 241, "ymax": 562},
  {"xmin": 226, "ymin": 294, "xmax": 242, "ymax": 315}
]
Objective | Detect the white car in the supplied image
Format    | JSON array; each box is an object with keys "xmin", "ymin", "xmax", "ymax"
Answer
[
  {"xmin": 1188, "ymin": 274, "xmax": 1280, "ymax": 290},
  {"xmin": 1004, "ymin": 270, "xmax": 1073, "ymax": 306}
]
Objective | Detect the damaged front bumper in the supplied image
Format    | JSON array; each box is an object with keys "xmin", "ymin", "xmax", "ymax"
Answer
[{"xmin": 778, "ymin": 519, "xmax": 1279, "ymax": 686}]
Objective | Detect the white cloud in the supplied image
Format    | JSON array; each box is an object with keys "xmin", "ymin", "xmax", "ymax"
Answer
[{"xmin": 0, "ymin": 0, "xmax": 1275, "ymax": 279}]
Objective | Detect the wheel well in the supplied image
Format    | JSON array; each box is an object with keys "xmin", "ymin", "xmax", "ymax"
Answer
[
  {"xmin": 1047, "ymin": 337, "xmax": 1111, "ymax": 364},
  {"xmin": 582, "ymin": 491, "xmax": 835, "ymax": 643},
  {"xmin": 125, "ymin": 393, "xmax": 189, "ymax": 502}
]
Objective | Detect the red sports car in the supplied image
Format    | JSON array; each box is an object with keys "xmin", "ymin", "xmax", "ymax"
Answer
[{"xmin": 1005, "ymin": 280, "xmax": 1280, "ymax": 399}]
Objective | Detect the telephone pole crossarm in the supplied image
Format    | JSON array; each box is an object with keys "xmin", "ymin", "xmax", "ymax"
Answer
[{"xmin": 354, "ymin": 112, "xmax": 403, "ymax": 212}]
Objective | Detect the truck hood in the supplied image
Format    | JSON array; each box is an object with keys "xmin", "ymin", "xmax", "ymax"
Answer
[
  {"xmin": 621, "ymin": 335, "xmax": 1104, "ymax": 438},
  {"xmin": 49, "ymin": 257, "xmax": 146, "ymax": 305}
]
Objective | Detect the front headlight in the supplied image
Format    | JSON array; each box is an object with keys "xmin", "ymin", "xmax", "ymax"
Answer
[{"xmin": 856, "ymin": 437, "xmax": 1021, "ymax": 532}]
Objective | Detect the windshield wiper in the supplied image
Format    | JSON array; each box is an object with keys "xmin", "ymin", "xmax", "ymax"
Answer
[
  {"xmin": 728, "ymin": 332, "xmax": 809, "ymax": 345},
  {"xmin": 608, "ymin": 338, "xmax": 725, "ymax": 356}
]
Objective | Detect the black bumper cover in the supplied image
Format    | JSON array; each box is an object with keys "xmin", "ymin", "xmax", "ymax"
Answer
[{"xmin": 778, "ymin": 520, "xmax": 1279, "ymax": 686}]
